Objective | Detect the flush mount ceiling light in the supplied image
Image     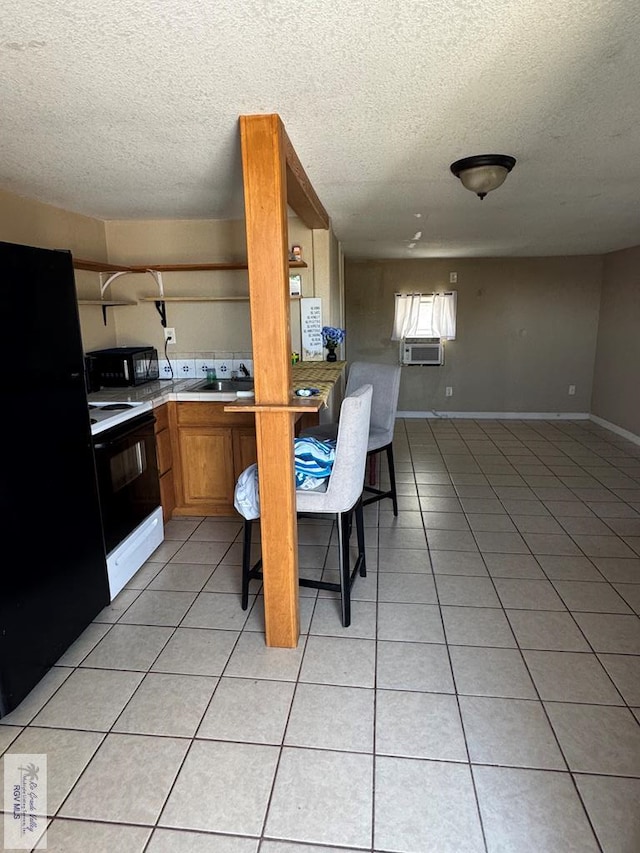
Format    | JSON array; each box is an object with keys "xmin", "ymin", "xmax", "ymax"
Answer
[{"xmin": 450, "ymin": 154, "xmax": 516, "ymax": 200}]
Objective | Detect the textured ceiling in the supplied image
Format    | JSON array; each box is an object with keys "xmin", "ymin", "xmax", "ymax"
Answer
[{"xmin": 1, "ymin": 0, "xmax": 639, "ymax": 259}]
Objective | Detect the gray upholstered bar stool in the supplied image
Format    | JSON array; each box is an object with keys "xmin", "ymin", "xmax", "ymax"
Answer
[
  {"xmin": 301, "ymin": 361, "xmax": 402, "ymax": 515},
  {"xmin": 236, "ymin": 383, "xmax": 373, "ymax": 627}
]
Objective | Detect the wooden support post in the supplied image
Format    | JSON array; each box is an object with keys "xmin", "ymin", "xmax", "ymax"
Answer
[
  {"xmin": 254, "ymin": 409, "xmax": 298, "ymax": 645},
  {"xmin": 240, "ymin": 114, "xmax": 299, "ymax": 647}
]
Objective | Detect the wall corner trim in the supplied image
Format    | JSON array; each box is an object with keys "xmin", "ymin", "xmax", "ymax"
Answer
[{"xmin": 589, "ymin": 414, "xmax": 640, "ymax": 447}]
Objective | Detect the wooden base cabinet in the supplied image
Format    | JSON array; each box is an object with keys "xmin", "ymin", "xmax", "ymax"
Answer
[
  {"xmin": 154, "ymin": 403, "xmax": 176, "ymax": 522},
  {"xmin": 170, "ymin": 402, "xmax": 257, "ymax": 516},
  {"xmin": 233, "ymin": 427, "xmax": 258, "ymax": 479}
]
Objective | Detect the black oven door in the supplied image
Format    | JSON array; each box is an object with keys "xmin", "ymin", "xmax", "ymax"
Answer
[{"xmin": 93, "ymin": 412, "xmax": 160, "ymax": 554}]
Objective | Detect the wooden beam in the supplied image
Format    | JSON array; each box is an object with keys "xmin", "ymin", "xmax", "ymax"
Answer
[
  {"xmin": 239, "ymin": 113, "xmax": 300, "ymax": 647},
  {"xmin": 282, "ymin": 126, "xmax": 330, "ymax": 230}
]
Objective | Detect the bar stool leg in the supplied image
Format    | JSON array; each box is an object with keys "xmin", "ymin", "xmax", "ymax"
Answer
[
  {"xmin": 355, "ymin": 500, "xmax": 367, "ymax": 577},
  {"xmin": 386, "ymin": 443, "xmax": 398, "ymax": 517},
  {"xmin": 337, "ymin": 511, "xmax": 352, "ymax": 628},
  {"xmin": 241, "ymin": 519, "xmax": 252, "ymax": 610}
]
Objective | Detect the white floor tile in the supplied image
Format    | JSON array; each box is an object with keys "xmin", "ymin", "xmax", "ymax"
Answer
[
  {"xmin": 5, "ymin": 418, "xmax": 639, "ymax": 850},
  {"xmin": 197, "ymin": 677, "xmax": 294, "ymax": 744},
  {"xmin": 60, "ymin": 733, "xmax": 188, "ymax": 823},
  {"xmin": 473, "ymin": 765, "xmax": 599, "ymax": 852},
  {"xmin": 148, "ymin": 829, "xmax": 258, "ymax": 852},
  {"xmin": 374, "ymin": 756, "xmax": 484, "ymax": 852},
  {"xmin": 34, "ymin": 819, "xmax": 151, "ymax": 852},
  {"xmin": 266, "ymin": 747, "xmax": 373, "ymax": 847},
  {"xmin": 376, "ymin": 690, "xmax": 467, "ymax": 761},
  {"xmin": 574, "ymin": 775, "xmax": 640, "ymax": 853},
  {"xmin": 160, "ymin": 740, "xmax": 279, "ymax": 835},
  {"xmin": 284, "ymin": 682, "xmax": 374, "ymax": 752}
]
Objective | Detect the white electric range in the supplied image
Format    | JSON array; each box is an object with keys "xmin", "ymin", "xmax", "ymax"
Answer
[{"xmin": 88, "ymin": 399, "xmax": 163, "ymax": 599}]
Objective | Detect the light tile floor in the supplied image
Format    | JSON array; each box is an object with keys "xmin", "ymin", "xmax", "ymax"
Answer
[{"xmin": 2, "ymin": 418, "xmax": 640, "ymax": 852}]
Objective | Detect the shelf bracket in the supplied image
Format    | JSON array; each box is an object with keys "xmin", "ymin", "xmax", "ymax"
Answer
[
  {"xmin": 146, "ymin": 269, "xmax": 167, "ymax": 327},
  {"xmin": 154, "ymin": 299, "xmax": 167, "ymax": 327},
  {"xmin": 97, "ymin": 270, "xmax": 131, "ymax": 325},
  {"xmin": 99, "ymin": 270, "xmax": 130, "ymax": 298}
]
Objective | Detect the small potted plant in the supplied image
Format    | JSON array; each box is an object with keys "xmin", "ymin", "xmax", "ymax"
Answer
[{"xmin": 321, "ymin": 326, "xmax": 345, "ymax": 362}]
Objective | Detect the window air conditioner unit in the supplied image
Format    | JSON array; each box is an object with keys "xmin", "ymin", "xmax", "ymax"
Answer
[{"xmin": 401, "ymin": 338, "xmax": 443, "ymax": 366}]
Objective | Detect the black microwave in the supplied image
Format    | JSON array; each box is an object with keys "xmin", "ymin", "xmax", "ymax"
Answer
[{"xmin": 87, "ymin": 346, "xmax": 159, "ymax": 387}]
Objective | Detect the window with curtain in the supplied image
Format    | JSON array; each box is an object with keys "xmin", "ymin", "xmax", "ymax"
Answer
[{"xmin": 391, "ymin": 291, "xmax": 457, "ymax": 340}]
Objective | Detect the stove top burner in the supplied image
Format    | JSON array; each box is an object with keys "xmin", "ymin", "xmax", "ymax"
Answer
[
  {"xmin": 90, "ymin": 418, "xmax": 97, "ymax": 424},
  {"xmin": 88, "ymin": 404, "xmax": 98, "ymax": 410},
  {"xmin": 101, "ymin": 403, "xmax": 135, "ymax": 411}
]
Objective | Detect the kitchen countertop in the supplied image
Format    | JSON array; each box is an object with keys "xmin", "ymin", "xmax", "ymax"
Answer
[{"xmin": 87, "ymin": 361, "xmax": 346, "ymax": 410}]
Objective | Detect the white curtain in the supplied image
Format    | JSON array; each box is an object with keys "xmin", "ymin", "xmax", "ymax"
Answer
[
  {"xmin": 391, "ymin": 293, "xmax": 422, "ymax": 340},
  {"xmin": 392, "ymin": 291, "xmax": 457, "ymax": 340},
  {"xmin": 432, "ymin": 291, "xmax": 457, "ymax": 340}
]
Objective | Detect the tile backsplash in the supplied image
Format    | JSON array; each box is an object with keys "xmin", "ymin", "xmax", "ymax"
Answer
[{"xmin": 159, "ymin": 353, "xmax": 252, "ymax": 381}]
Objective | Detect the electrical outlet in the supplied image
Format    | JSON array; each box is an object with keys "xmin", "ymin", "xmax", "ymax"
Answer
[
  {"xmin": 164, "ymin": 327, "xmax": 176, "ymax": 346},
  {"xmin": 568, "ymin": 384, "xmax": 576, "ymax": 396},
  {"xmin": 445, "ymin": 386, "xmax": 453, "ymax": 397}
]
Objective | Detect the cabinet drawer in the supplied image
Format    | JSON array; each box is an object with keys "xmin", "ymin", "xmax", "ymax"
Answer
[
  {"xmin": 176, "ymin": 402, "xmax": 255, "ymax": 428},
  {"xmin": 156, "ymin": 427, "xmax": 172, "ymax": 476}
]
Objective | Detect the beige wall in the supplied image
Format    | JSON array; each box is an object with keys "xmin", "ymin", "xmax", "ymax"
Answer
[
  {"xmin": 345, "ymin": 257, "xmax": 603, "ymax": 415},
  {"xmin": 0, "ymin": 188, "xmax": 114, "ymax": 349},
  {"xmin": 591, "ymin": 245, "xmax": 640, "ymax": 436},
  {"xmin": 0, "ymin": 187, "xmax": 340, "ymax": 358},
  {"xmin": 0, "ymin": 188, "xmax": 106, "ymax": 259},
  {"xmin": 102, "ymin": 216, "xmax": 324, "ymax": 357},
  {"xmin": 8, "ymin": 185, "xmax": 632, "ymax": 430}
]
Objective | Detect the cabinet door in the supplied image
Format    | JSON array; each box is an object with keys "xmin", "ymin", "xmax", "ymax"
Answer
[
  {"xmin": 233, "ymin": 427, "xmax": 258, "ymax": 480},
  {"xmin": 156, "ymin": 427, "xmax": 173, "ymax": 477},
  {"xmin": 159, "ymin": 469, "xmax": 175, "ymax": 522},
  {"xmin": 177, "ymin": 427, "xmax": 235, "ymax": 509}
]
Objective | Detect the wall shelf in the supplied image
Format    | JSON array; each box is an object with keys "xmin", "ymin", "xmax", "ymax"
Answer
[
  {"xmin": 77, "ymin": 298, "xmax": 138, "ymax": 325},
  {"xmin": 138, "ymin": 295, "xmax": 301, "ymax": 303},
  {"xmin": 77, "ymin": 299, "xmax": 137, "ymax": 306},
  {"xmin": 73, "ymin": 257, "xmax": 306, "ymax": 325},
  {"xmin": 73, "ymin": 259, "xmax": 131, "ymax": 272},
  {"xmin": 73, "ymin": 258, "xmax": 307, "ymax": 273},
  {"xmin": 139, "ymin": 296, "xmax": 249, "ymax": 302}
]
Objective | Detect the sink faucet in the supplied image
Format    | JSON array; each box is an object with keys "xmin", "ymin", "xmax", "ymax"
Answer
[{"xmin": 239, "ymin": 363, "xmax": 250, "ymax": 377}]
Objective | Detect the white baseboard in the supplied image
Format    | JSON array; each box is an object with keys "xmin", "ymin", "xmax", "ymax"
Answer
[
  {"xmin": 397, "ymin": 411, "xmax": 590, "ymax": 420},
  {"xmin": 589, "ymin": 414, "xmax": 640, "ymax": 446}
]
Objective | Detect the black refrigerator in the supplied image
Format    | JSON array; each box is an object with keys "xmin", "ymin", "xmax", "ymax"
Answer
[{"xmin": 0, "ymin": 241, "xmax": 110, "ymax": 717}]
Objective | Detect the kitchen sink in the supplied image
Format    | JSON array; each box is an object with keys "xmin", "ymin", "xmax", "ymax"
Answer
[{"xmin": 194, "ymin": 378, "xmax": 254, "ymax": 392}]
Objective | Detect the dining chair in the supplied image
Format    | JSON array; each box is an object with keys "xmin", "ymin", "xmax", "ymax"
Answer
[
  {"xmin": 234, "ymin": 383, "xmax": 373, "ymax": 627},
  {"xmin": 301, "ymin": 361, "xmax": 402, "ymax": 515}
]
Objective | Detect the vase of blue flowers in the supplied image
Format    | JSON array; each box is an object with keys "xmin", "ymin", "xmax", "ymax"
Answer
[{"xmin": 322, "ymin": 326, "xmax": 345, "ymax": 362}]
